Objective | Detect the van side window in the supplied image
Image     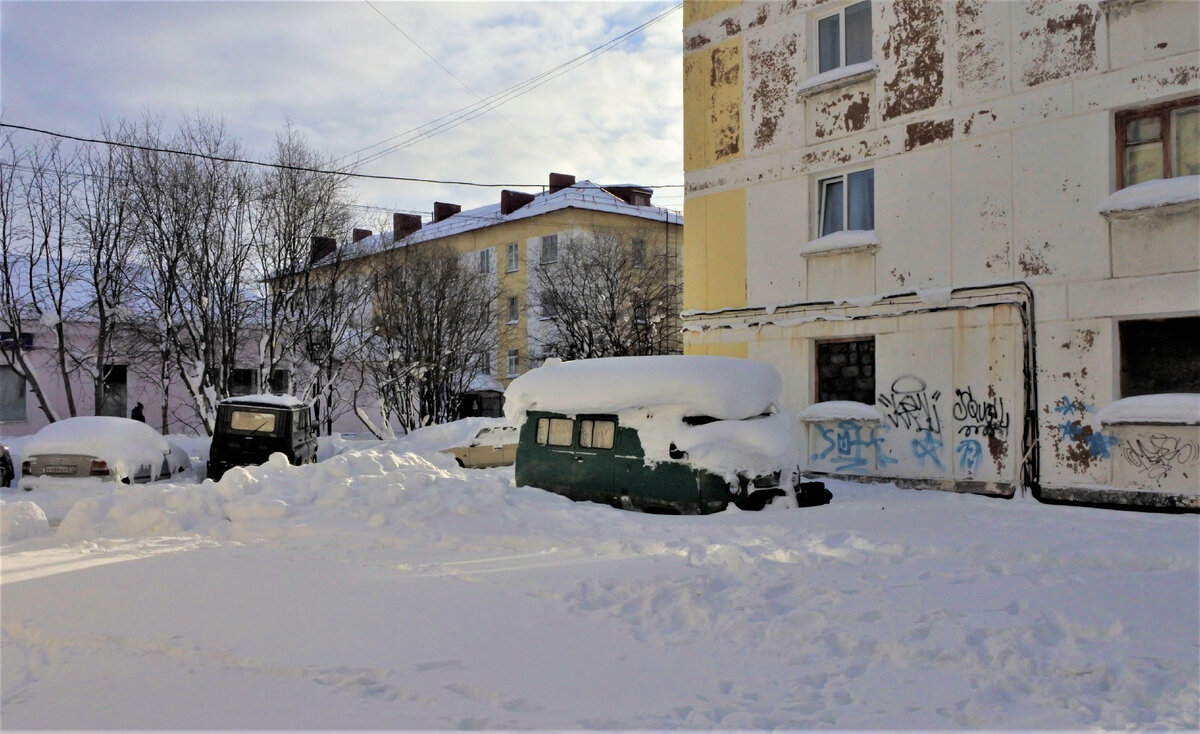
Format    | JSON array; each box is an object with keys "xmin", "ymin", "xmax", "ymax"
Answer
[
  {"xmin": 536, "ymin": 417, "xmax": 574, "ymax": 446},
  {"xmin": 579, "ymin": 419, "xmax": 616, "ymax": 449}
]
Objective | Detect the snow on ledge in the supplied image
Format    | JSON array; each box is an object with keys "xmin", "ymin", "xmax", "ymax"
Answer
[
  {"xmin": 1098, "ymin": 175, "xmax": 1200, "ymax": 217},
  {"xmin": 221, "ymin": 393, "xmax": 310, "ymax": 408},
  {"xmin": 798, "ymin": 61, "xmax": 878, "ymax": 96},
  {"xmin": 1097, "ymin": 393, "xmax": 1200, "ymax": 425},
  {"xmin": 800, "ymin": 229, "xmax": 880, "ymax": 256},
  {"xmin": 799, "ymin": 401, "xmax": 883, "ymax": 422}
]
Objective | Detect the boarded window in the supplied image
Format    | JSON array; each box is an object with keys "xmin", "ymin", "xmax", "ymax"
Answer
[
  {"xmin": 1119, "ymin": 317, "xmax": 1200, "ymax": 396},
  {"xmin": 816, "ymin": 337, "xmax": 876, "ymax": 404}
]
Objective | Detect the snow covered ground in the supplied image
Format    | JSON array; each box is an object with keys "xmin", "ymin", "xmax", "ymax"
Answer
[{"xmin": 1, "ymin": 423, "xmax": 1197, "ymax": 730}]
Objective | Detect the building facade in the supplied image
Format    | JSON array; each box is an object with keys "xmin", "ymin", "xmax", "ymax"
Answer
[{"xmin": 682, "ymin": 0, "xmax": 1199, "ymax": 507}]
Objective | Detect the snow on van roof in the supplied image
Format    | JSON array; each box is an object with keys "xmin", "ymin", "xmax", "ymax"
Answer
[
  {"xmin": 220, "ymin": 394, "xmax": 310, "ymax": 408},
  {"xmin": 503, "ymin": 356, "xmax": 782, "ymax": 423}
]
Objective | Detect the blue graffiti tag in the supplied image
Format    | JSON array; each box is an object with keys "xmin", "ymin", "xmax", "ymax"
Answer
[
  {"xmin": 1088, "ymin": 431, "xmax": 1120, "ymax": 459},
  {"xmin": 1054, "ymin": 395, "xmax": 1091, "ymax": 417},
  {"xmin": 811, "ymin": 421, "xmax": 896, "ymax": 472},
  {"xmin": 912, "ymin": 432, "xmax": 945, "ymax": 470},
  {"xmin": 957, "ymin": 439, "xmax": 983, "ymax": 473}
]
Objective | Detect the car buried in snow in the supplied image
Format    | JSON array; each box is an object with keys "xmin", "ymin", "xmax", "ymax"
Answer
[
  {"xmin": 445, "ymin": 424, "xmax": 518, "ymax": 468},
  {"xmin": 504, "ymin": 356, "xmax": 831, "ymax": 514},
  {"xmin": 17, "ymin": 416, "xmax": 192, "ymax": 492},
  {"xmin": 206, "ymin": 394, "xmax": 318, "ymax": 480}
]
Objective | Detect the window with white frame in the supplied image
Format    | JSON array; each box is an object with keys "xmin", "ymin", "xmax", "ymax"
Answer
[
  {"xmin": 506, "ymin": 243, "xmax": 519, "ymax": 272},
  {"xmin": 506, "ymin": 295, "xmax": 519, "ymax": 323},
  {"xmin": 540, "ymin": 234, "xmax": 558, "ymax": 264},
  {"xmin": 0, "ymin": 366, "xmax": 26, "ymax": 421},
  {"xmin": 1116, "ymin": 97, "xmax": 1199, "ymax": 188},
  {"xmin": 818, "ymin": 168, "xmax": 874, "ymax": 236},
  {"xmin": 817, "ymin": 0, "xmax": 872, "ymax": 74},
  {"xmin": 506, "ymin": 349, "xmax": 520, "ymax": 377},
  {"xmin": 478, "ymin": 248, "xmax": 495, "ymax": 274}
]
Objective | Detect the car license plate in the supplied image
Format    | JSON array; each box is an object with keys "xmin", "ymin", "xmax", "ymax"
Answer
[{"xmin": 43, "ymin": 465, "xmax": 76, "ymax": 475}]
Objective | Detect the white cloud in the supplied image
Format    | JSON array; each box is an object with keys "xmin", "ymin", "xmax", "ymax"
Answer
[{"xmin": 1, "ymin": 1, "xmax": 684, "ymax": 223}]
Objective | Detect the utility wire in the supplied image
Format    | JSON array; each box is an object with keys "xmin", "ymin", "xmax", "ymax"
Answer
[{"xmin": 2, "ymin": 122, "xmax": 682, "ymax": 190}]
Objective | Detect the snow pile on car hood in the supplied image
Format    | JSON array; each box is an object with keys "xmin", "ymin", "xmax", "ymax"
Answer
[{"xmin": 505, "ymin": 356, "xmax": 797, "ymax": 480}]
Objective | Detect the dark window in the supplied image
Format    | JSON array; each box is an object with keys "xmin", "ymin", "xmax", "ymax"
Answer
[
  {"xmin": 1119, "ymin": 317, "xmax": 1200, "ymax": 396},
  {"xmin": 1115, "ymin": 97, "xmax": 1199, "ymax": 188},
  {"xmin": 269, "ymin": 369, "xmax": 290, "ymax": 394},
  {"xmin": 0, "ymin": 332, "xmax": 34, "ymax": 352},
  {"xmin": 816, "ymin": 337, "xmax": 876, "ymax": 403},
  {"xmin": 540, "ymin": 235, "xmax": 559, "ymax": 264},
  {"xmin": 632, "ymin": 238, "xmax": 646, "ymax": 267},
  {"xmin": 99, "ymin": 365, "xmax": 127, "ymax": 417},
  {"xmin": 229, "ymin": 368, "xmax": 257, "ymax": 396},
  {"xmin": 0, "ymin": 366, "xmax": 26, "ymax": 421}
]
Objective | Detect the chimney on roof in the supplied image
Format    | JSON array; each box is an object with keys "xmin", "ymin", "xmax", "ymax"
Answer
[
  {"xmin": 501, "ymin": 189, "xmax": 536, "ymax": 215},
  {"xmin": 393, "ymin": 213, "xmax": 422, "ymax": 240},
  {"xmin": 606, "ymin": 185, "xmax": 653, "ymax": 206},
  {"xmin": 352, "ymin": 228, "xmax": 373, "ymax": 243},
  {"xmin": 309, "ymin": 236, "xmax": 337, "ymax": 265},
  {"xmin": 549, "ymin": 172, "xmax": 575, "ymax": 193},
  {"xmin": 433, "ymin": 202, "xmax": 461, "ymax": 223}
]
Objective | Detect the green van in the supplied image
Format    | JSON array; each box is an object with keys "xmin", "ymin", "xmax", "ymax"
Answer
[
  {"xmin": 506, "ymin": 356, "xmax": 831, "ymax": 515},
  {"xmin": 207, "ymin": 394, "xmax": 318, "ymax": 480}
]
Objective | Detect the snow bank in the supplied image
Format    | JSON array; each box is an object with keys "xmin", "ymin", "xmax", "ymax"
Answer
[
  {"xmin": 1097, "ymin": 393, "xmax": 1200, "ymax": 425},
  {"xmin": 504, "ymin": 356, "xmax": 782, "ymax": 423}
]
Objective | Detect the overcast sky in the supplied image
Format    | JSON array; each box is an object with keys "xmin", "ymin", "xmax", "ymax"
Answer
[{"xmin": 1, "ymin": 0, "xmax": 684, "ymax": 228}]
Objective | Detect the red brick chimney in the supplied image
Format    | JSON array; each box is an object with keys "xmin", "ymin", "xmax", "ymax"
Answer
[
  {"xmin": 352, "ymin": 228, "xmax": 373, "ymax": 243},
  {"xmin": 501, "ymin": 190, "xmax": 536, "ymax": 215},
  {"xmin": 433, "ymin": 202, "xmax": 461, "ymax": 223},
  {"xmin": 309, "ymin": 236, "xmax": 337, "ymax": 265},
  {"xmin": 549, "ymin": 172, "xmax": 575, "ymax": 193},
  {"xmin": 393, "ymin": 213, "xmax": 422, "ymax": 240}
]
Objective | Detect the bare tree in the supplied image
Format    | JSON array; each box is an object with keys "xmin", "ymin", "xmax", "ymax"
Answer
[
  {"xmin": 530, "ymin": 228, "xmax": 680, "ymax": 360},
  {"xmin": 363, "ymin": 244, "xmax": 498, "ymax": 433}
]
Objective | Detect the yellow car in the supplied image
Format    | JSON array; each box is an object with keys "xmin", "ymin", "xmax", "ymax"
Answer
[{"xmin": 447, "ymin": 425, "xmax": 518, "ymax": 468}]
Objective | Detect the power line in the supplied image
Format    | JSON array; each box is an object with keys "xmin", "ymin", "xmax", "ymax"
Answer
[{"xmin": 1, "ymin": 122, "xmax": 683, "ymax": 190}]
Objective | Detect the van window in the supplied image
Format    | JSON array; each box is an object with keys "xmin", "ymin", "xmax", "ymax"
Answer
[
  {"xmin": 579, "ymin": 419, "xmax": 616, "ymax": 449},
  {"xmin": 536, "ymin": 417, "xmax": 574, "ymax": 446},
  {"xmin": 228, "ymin": 410, "xmax": 279, "ymax": 434}
]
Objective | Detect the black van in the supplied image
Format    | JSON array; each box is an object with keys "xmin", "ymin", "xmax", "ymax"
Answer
[{"xmin": 207, "ymin": 395, "xmax": 318, "ymax": 480}]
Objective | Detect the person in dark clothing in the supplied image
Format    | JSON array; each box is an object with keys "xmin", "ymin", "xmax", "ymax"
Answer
[{"xmin": 131, "ymin": 402, "xmax": 146, "ymax": 422}]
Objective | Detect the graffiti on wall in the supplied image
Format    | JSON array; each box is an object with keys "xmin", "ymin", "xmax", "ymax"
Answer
[
  {"xmin": 1053, "ymin": 395, "xmax": 1120, "ymax": 472},
  {"xmin": 957, "ymin": 439, "xmax": 984, "ymax": 472},
  {"xmin": 811, "ymin": 421, "xmax": 898, "ymax": 473},
  {"xmin": 879, "ymin": 376, "xmax": 942, "ymax": 434},
  {"xmin": 953, "ymin": 386, "xmax": 1009, "ymax": 438},
  {"xmin": 1121, "ymin": 435, "xmax": 1198, "ymax": 480}
]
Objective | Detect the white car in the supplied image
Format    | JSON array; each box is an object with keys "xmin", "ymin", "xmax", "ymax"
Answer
[
  {"xmin": 18, "ymin": 416, "xmax": 192, "ymax": 492},
  {"xmin": 446, "ymin": 425, "xmax": 518, "ymax": 468}
]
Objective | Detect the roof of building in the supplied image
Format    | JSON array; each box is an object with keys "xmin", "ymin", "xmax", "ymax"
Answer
[{"xmin": 317, "ymin": 179, "xmax": 681, "ymax": 268}]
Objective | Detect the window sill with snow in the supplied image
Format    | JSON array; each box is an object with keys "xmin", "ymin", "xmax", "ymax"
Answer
[
  {"xmin": 1097, "ymin": 175, "xmax": 1200, "ymax": 219},
  {"xmin": 800, "ymin": 230, "xmax": 880, "ymax": 257}
]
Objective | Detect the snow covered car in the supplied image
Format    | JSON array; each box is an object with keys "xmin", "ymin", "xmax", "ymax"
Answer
[
  {"xmin": 446, "ymin": 424, "xmax": 518, "ymax": 468},
  {"xmin": 207, "ymin": 394, "xmax": 317, "ymax": 480},
  {"xmin": 18, "ymin": 416, "xmax": 192, "ymax": 491},
  {"xmin": 504, "ymin": 356, "xmax": 831, "ymax": 514}
]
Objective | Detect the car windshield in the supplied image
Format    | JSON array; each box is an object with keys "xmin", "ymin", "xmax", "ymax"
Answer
[{"xmin": 227, "ymin": 410, "xmax": 279, "ymax": 435}]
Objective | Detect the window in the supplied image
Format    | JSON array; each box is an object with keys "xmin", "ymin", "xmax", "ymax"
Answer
[
  {"xmin": 507, "ymin": 349, "xmax": 520, "ymax": 377},
  {"xmin": 0, "ymin": 332, "xmax": 33, "ymax": 353},
  {"xmin": 541, "ymin": 298, "xmax": 559, "ymax": 320},
  {"xmin": 0, "ymin": 366, "xmax": 26, "ymax": 421},
  {"xmin": 536, "ymin": 416, "xmax": 574, "ymax": 446},
  {"xmin": 1119, "ymin": 317, "xmax": 1200, "ymax": 396},
  {"xmin": 817, "ymin": 0, "xmax": 871, "ymax": 74},
  {"xmin": 229, "ymin": 368, "xmax": 256, "ymax": 397},
  {"xmin": 99, "ymin": 365, "xmax": 127, "ymax": 417},
  {"xmin": 229, "ymin": 409, "xmax": 278, "ymax": 435},
  {"xmin": 506, "ymin": 243, "xmax": 519, "ymax": 272},
  {"xmin": 540, "ymin": 234, "xmax": 558, "ymax": 264},
  {"xmin": 632, "ymin": 239, "xmax": 646, "ymax": 268},
  {"xmin": 816, "ymin": 337, "xmax": 875, "ymax": 403},
  {"xmin": 507, "ymin": 296, "xmax": 520, "ymax": 323},
  {"xmin": 478, "ymin": 351, "xmax": 493, "ymax": 376},
  {"xmin": 478, "ymin": 248, "xmax": 495, "ymax": 274},
  {"xmin": 819, "ymin": 168, "xmax": 874, "ymax": 236},
  {"xmin": 579, "ymin": 419, "xmax": 616, "ymax": 449},
  {"xmin": 269, "ymin": 369, "xmax": 290, "ymax": 394},
  {"xmin": 1116, "ymin": 97, "xmax": 1199, "ymax": 188},
  {"xmin": 633, "ymin": 301, "xmax": 649, "ymax": 325}
]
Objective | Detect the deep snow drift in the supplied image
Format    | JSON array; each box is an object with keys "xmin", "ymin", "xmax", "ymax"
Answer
[{"xmin": 1, "ymin": 425, "xmax": 1197, "ymax": 730}]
